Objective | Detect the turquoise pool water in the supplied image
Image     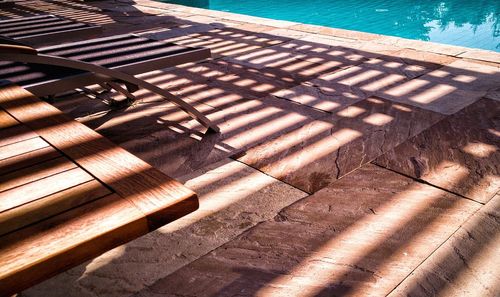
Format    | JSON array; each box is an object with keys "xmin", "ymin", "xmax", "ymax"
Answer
[{"xmin": 163, "ymin": 0, "xmax": 500, "ymax": 52}]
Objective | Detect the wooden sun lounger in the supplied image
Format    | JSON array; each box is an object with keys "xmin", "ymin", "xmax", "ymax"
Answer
[
  {"xmin": 0, "ymin": 83, "xmax": 199, "ymax": 296},
  {"xmin": 0, "ymin": 34, "xmax": 219, "ymax": 132},
  {"xmin": 0, "ymin": 15, "xmax": 101, "ymax": 45}
]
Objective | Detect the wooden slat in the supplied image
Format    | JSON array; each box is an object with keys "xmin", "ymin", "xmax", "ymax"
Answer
[
  {"xmin": 0, "ymin": 84, "xmax": 198, "ymax": 229},
  {"xmin": 0, "ymin": 167, "xmax": 94, "ymax": 212},
  {"xmin": 0, "ymin": 123, "xmax": 37, "ymax": 147},
  {"xmin": 0, "ymin": 137, "xmax": 49, "ymax": 160},
  {"xmin": 0, "ymin": 85, "xmax": 199, "ymax": 294},
  {"xmin": 0, "ymin": 109, "xmax": 17, "ymax": 129},
  {"xmin": 0, "ymin": 20, "xmax": 74, "ymax": 34},
  {"xmin": 0, "ymin": 156, "xmax": 76, "ymax": 192},
  {"xmin": 0, "ymin": 146, "xmax": 60, "ymax": 176},
  {"xmin": 0, "ymin": 193, "xmax": 148, "ymax": 296},
  {"xmin": 0, "ymin": 15, "xmax": 55, "ymax": 25},
  {"xmin": 0, "ymin": 16, "xmax": 58, "ymax": 29},
  {"xmin": 0, "ymin": 179, "xmax": 111, "ymax": 236}
]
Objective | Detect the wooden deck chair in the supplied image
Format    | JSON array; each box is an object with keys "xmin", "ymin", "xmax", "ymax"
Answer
[
  {"xmin": 0, "ymin": 34, "xmax": 219, "ymax": 132},
  {"xmin": 0, "ymin": 14, "xmax": 101, "ymax": 45},
  {"xmin": 0, "ymin": 83, "xmax": 200, "ymax": 295}
]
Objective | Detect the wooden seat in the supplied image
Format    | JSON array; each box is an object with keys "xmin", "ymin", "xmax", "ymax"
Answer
[
  {"xmin": 0, "ymin": 14, "xmax": 101, "ymax": 45},
  {"xmin": 0, "ymin": 84, "xmax": 199, "ymax": 296}
]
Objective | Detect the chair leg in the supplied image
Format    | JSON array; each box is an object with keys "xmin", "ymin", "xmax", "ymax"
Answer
[
  {"xmin": 124, "ymin": 81, "xmax": 139, "ymax": 93},
  {"xmin": 104, "ymin": 81, "xmax": 137, "ymax": 105}
]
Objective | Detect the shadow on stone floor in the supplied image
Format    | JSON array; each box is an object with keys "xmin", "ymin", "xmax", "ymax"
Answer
[
  {"xmin": 133, "ymin": 164, "xmax": 496, "ymax": 297},
  {"xmin": 4, "ymin": 1, "xmax": 498, "ymax": 296}
]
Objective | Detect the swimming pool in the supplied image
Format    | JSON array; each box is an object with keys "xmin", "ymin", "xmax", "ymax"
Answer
[{"xmin": 162, "ymin": 0, "xmax": 500, "ymax": 52}]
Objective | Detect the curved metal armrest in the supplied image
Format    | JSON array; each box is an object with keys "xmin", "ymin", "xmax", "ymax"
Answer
[
  {"xmin": 0, "ymin": 44, "xmax": 38, "ymax": 55},
  {"xmin": 1, "ymin": 52, "xmax": 219, "ymax": 133}
]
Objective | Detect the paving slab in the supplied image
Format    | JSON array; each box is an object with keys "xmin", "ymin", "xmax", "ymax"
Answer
[
  {"xmin": 375, "ymin": 36, "xmax": 470, "ymax": 57},
  {"xmin": 290, "ymin": 23, "xmax": 382, "ymax": 41},
  {"xmin": 135, "ymin": 164, "xmax": 481, "ymax": 297},
  {"xmin": 160, "ymin": 60, "xmax": 299, "ymax": 104},
  {"xmin": 22, "ymin": 159, "xmax": 308, "ymax": 297},
  {"xmin": 6, "ymin": 1, "xmax": 500, "ymax": 296},
  {"xmin": 375, "ymin": 60, "xmax": 500, "ymax": 114},
  {"xmin": 388, "ymin": 194, "xmax": 500, "ymax": 297},
  {"xmin": 375, "ymin": 98, "xmax": 500, "ymax": 203},
  {"xmin": 272, "ymin": 82, "xmax": 368, "ymax": 113},
  {"xmin": 282, "ymin": 37, "xmax": 377, "ymax": 65},
  {"xmin": 239, "ymin": 97, "xmax": 444, "ymax": 193},
  {"xmin": 458, "ymin": 49, "xmax": 500, "ymax": 64},
  {"xmin": 309, "ymin": 49, "xmax": 457, "ymax": 94}
]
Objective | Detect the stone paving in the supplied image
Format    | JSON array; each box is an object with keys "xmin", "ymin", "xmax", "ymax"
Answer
[{"xmin": 3, "ymin": 1, "xmax": 499, "ymax": 296}]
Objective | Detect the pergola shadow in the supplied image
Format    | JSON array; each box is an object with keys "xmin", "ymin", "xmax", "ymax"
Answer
[{"xmin": 1, "ymin": 1, "xmax": 498, "ymax": 296}]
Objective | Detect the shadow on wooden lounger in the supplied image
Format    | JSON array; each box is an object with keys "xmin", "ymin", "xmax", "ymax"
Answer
[
  {"xmin": 0, "ymin": 14, "xmax": 102, "ymax": 45},
  {"xmin": 0, "ymin": 83, "xmax": 200, "ymax": 295},
  {"xmin": 0, "ymin": 34, "xmax": 219, "ymax": 132}
]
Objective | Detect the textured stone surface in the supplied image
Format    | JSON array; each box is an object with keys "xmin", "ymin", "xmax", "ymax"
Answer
[
  {"xmin": 375, "ymin": 36, "xmax": 470, "ymax": 56},
  {"xmin": 376, "ymin": 60, "xmax": 500, "ymax": 114},
  {"xmin": 239, "ymin": 97, "xmax": 444, "ymax": 193},
  {"xmin": 303, "ymin": 50, "xmax": 452, "ymax": 106},
  {"xmin": 389, "ymin": 194, "xmax": 500, "ymax": 297},
  {"xmin": 272, "ymin": 82, "xmax": 368, "ymax": 113},
  {"xmin": 23, "ymin": 159, "xmax": 308, "ymax": 297},
  {"xmin": 183, "ymin": 94, "xmax": 328, "ymax": 155},
  {"xmin": 284, "ymin": 36, "xmax": 376, "ymax": 65},
  {"xmin": 222, "ymin": 37, "xmax": 376, "ymax": 86},
  {"xmin": 486, "ymin": 87, "xmax": 500, "ymax": 102},
  {"xmin": 375, "ymin": 98, "xmax": 500, "ymax": 203},
  {"xmin": 290, "ymin": 23, "xmax": 381, "ymax": 41},
  {"xmin": 459, "ymin": 49, "xmax": 500, "ymax": 64},
  {"xmin": 9, "ymin": 1, "xmax": 500, "ymax": 296},
  {"xmin": 136, "ymin": 164, "xmax": 481, "ymax": 297}
]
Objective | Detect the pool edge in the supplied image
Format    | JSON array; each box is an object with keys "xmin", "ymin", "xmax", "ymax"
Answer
[{"xmin": 140, "ymin": 0, "xmax": 499, "ymax": 64}]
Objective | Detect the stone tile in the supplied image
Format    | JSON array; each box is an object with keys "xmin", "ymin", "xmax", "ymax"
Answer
[
  {"xmin": 375, "ymin": 60, "xmax": 500, "ymax": 115},
  {"xmin": 144, "ymin": 23, "xmax": 229, "ymax": 41},
  {"xmin": 169, "ymin": 60, "xmax": 299, "ymax": 104},
  {"xmin": 374, "ymin": 98, "xmax": 500, "ymax": 203},
  {"xmin": 222, "ymin": 45, "xmax": 346, "ymax": 84},
  {"xmin": 485, "ymin": 87, "xmax": 500, "ymax": 102},
  {"xmin": 132, "ymin": 60, "xmax": 299, "ymax": 107},
  {"xmin": 442, "ymin": 60, "xmax": 500, "ymax": 91},
  {"xmin": 290, "ymin": 23, "xmax": 382, "ymax": 41},
  {"xmin": 458, "ymin": 49, "xmax": 500, "ymax": 64},
  {"xmin": 171, "ymin": 26, "xmax": 291, "ymax": 59},
  {"xmin": 360, "ymin": 54, "xmax": 441, "ymax": 79},
  {"xmin": 175, "ymin": 14, "xmax": 232, "ymax": 26},
  {"xmin": 272, "ymin": 83, "xmax": 368, "ymax": 113},
  {"xmin": 23, "ymin": 159, "xmax": 308, "ymax": 297},
  {"xmin": 389, "ymin": 48, "xmax": 458, "ymax": 67},
  {"xmin": 303, "ymin": 52, "xmax": 448, "ymax": 106},
  {"xmin": 222, "ymin": 43, "xmax": 308, "ymax": 70},
  {"xmin": 233, "ymin": 23, "xmax": 280, "ymax": 33},
  {"xmin": 239, "ymin": 97, "xmax": 444, "ymax": 193},
  {"xmin": 136, "ymin": 164, "xmax": 480, "ymax": 297},
  {"xmin": 292, "ymin": 36, "xmax": 380, "ymax": 63},
  {"xmin": 311, "ymin": 49, "xmax": 452, "ymax": 90},
  {"xmin": 267, "ymin": 28, "xmax": 310, "ymax": 40},
  {"xmin": 182, "ymin": 94, "xmax": 329, "ymax": 156},
  {"xmin": 375, "ymin": 36, "xmax": 470, "ymax": 56},
  {"xmin": 216, "ymin": 12, "xmax": 298, "ymax": 28},
  {"xmin": 124, "ymin": 64, "xmax": 327, "ymax": 158},
  {"xmin": 389, "ymin": 194, "xmax": 500, "ymax": 297},
  {"xmin": 224, "ymin": 36, "xmax": 379, "ymax": 80}
]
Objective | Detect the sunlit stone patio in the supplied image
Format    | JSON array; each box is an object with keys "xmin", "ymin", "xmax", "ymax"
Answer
[{"xmin": 4, "ymin": 0, "xmax": 499, "ymax": 296}]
